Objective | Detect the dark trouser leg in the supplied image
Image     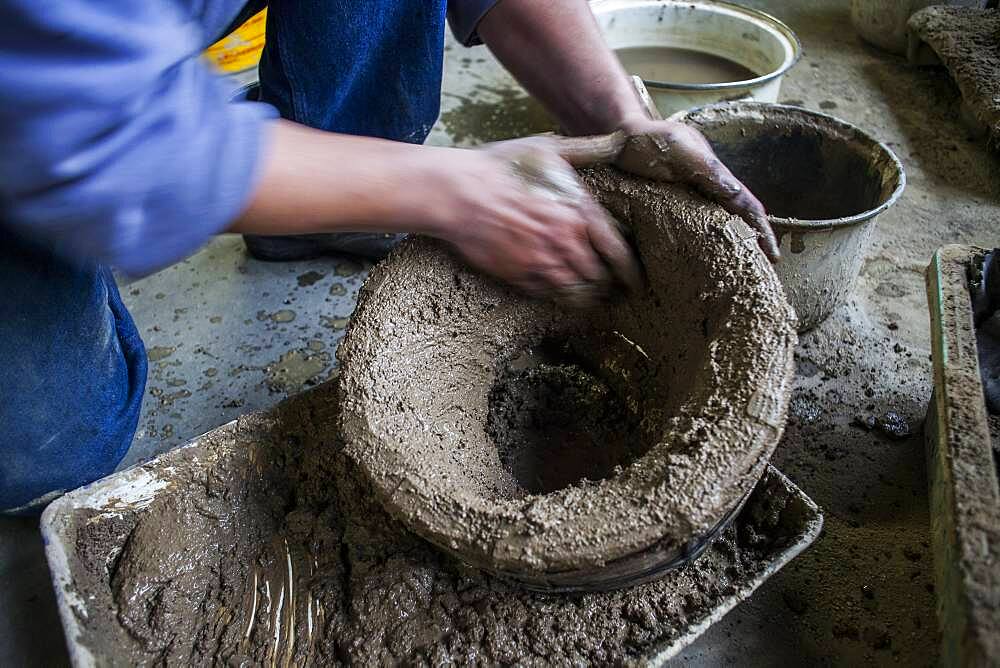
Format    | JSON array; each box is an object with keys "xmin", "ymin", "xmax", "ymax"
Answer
[
  {"xmin": 0, "ymin": 235, "xmax": 147, "ymax": 514},
  {"xmin": 244, "ymin": 0, "xmax": 449, "ymax": 261}
]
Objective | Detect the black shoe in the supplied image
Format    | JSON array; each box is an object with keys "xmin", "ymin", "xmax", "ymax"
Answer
[{"xmin": 243, "ymin": 233, "xmax": 404, "ymax": 262}]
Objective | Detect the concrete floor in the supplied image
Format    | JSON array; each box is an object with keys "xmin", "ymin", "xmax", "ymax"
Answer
[{"xmin": 3, "ymin": 1, "xmax": 999, "ymax": 665}]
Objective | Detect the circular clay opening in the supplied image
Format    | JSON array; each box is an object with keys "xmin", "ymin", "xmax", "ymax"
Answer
[
  {"xmin": 674, "ymin": 102, "xmax": 904, "ymax": 225},
  {"xmin": 487, "ymin": 335, "xmax": 654, "ymax": 497},
  {"xmin": 338, "ymin": 167, "xmax": 797, "ymax": 590}
]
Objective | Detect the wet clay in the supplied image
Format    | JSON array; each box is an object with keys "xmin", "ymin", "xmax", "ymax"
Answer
[
  {"xmin": 337, "ymin": 166, "xmax": 797, "ymax": 587},
  {"xmin": 67, "ymin": 381, "xmax": 818, "ymax": 666}
]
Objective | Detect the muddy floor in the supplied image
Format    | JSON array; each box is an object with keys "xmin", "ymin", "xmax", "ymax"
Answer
[{"xmin": 69, "ymin": 381, "xmax": 818, "ymax": 666}]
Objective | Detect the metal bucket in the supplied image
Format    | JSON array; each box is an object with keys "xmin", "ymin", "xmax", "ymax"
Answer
[
  {"xmin": 591, "ymin": 0, "xmax": 801, "ymax": 118},
  {"xmin": 672, "ymin": 102, "xmax": 906, "ymax": 331}
]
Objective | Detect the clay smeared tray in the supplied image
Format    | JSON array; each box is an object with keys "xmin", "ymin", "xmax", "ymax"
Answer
[
  {"xmin": 41, "ymin": 381, "xmax": 822, "ymax": 667},
  {"xmin": 924, "ymin": 245, "xmax": 1000, "ymax": 666}
]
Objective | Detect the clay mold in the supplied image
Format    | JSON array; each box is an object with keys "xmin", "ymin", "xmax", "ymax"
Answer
[{"xmin": 337, "ymin": 166, "xmax": 798, "ymax": 590}]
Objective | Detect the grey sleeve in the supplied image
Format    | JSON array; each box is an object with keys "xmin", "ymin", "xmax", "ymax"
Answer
[{"xmin": 447, "ymin": 0, "xmax": 502, "ymax": 46}]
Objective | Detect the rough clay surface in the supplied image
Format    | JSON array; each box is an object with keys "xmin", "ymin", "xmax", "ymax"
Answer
[
  {"xmin": 924, "ymin": 246, "xmax": 1000, "ymax": 664},
  {"xmin": 66, "ymin": 381, "xmax": 819, "ymax": 666},
  {"xmin": 336, "ymin": 166, "xmax": 797, "ymax": 580},
  {"xmin": 909, "ymin": 7, "xmax": 1000, "ymax": 146},
  {"xmin": 486, "ymin": 352, "xmax": 646, "ymax": 496},
  {"xmin": 990, "ymin": 415, "xmax": 1000, "ymax": 482}
]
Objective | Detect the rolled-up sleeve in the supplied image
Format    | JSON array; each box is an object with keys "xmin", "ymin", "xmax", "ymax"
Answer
[
  {"xmin": 0, "ymin": 1, "xmax": 277, "ymax": 276},
  {"xmin": 448, "ymin": 0, "xmax": 502, "ymax": 46}
]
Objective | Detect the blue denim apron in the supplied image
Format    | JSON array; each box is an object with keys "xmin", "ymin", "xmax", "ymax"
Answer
[
  {"xmin": 0, "ymin": 0, "xmax": 448, "ymax": 513},
  {"xmin": 259, "ymin": 0, "xmax": 447, "ymax": 142},
  {"xmin": 0, "ymin": 235, "xmax": 147, "ymax": 513}
]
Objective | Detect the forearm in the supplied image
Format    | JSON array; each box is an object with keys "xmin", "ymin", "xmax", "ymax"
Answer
[
  {"xmin": 473, "ymin": 0, "xmax": 780, "ymax": 261},
  {"xmin": 232, "ymin": 120, "xmax": 454, "ymax": 236},
  {"xmin": 236, "ymin": 119, "xmax": 642, "ymax": 305},
  {"xmin": 476, "ymin": 0, "xmax": 646, "ymax": 135}
]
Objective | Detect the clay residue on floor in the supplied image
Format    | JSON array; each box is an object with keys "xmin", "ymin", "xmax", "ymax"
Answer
[
  {"xmin": 296, "ymin": 270, "xmax": 325, "ymax": 287},
  {"xmin": 145, "ymin": 345, "xmax": 176, "ymax": 362},
  {"xmin": 269, "ymin": 309, "xmax": 296, "ymax": 323},
  {"xmin": 66, "ymin": 382, "xmax": 817, "ymax": 666},
  {"xmin": 264, "ymin": 349, "xmax": 331, "ymax": 394}
]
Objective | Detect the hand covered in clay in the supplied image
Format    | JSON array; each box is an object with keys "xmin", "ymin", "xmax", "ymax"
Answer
[
  {"xmin": 432, "ymin": 137, "xmax": 643, "ymax": 308},
  {"xmin": 616, "ymin": 118, "xmax": 780, "ymax": 262}
]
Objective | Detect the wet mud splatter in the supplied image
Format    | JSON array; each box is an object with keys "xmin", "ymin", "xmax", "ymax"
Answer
[
  {"xmin": 296, "ymin": 271, "xmax": 326, "ymax": 287},
  {"xmin": 270, "ymin": 310, "xmax": 296, "ymax": 324},
  {"xmin": 146, "ymin": 346, "xmax": 176, "ymax": 362},
  {"xmin": 335, "ymin": 261, "xmax": 362, "ymax": 278},
  {"xmin": 439, "ymin": 86, "xmax": 557, "ymax": 145},
  {"xmin": 320, "ymin": 316, "xmax": 350, "ymax": 331},
  {"xmin": 853, "ymin": 410, "xmax": 913, "ymax": 440},
  {"xmin": 264, "ymin": 349, "xmax": 330, "ymax": 394}
]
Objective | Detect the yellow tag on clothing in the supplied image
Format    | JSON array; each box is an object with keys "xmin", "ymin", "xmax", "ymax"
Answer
[{"xmin": 203, "ymin": 9, "xmax": 267, "ymax": 74}]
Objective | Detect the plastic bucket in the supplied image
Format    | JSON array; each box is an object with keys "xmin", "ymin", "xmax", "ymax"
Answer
[
  {"xmin": 673, "ymin": 102, "xmax": 906, "ymax": 331},
  {"xmin": 591, "ymin": 0, "xmax": 801, "ymax": 118}
]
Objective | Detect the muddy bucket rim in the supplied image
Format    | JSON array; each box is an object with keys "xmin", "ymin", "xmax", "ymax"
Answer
[
  {"xmin": 592, "ymin": 0, "xmax": 803, "ymax": 91},
  {"xmin": 671, "ymin": 101, "xmax": 906, "ymax": 230}
]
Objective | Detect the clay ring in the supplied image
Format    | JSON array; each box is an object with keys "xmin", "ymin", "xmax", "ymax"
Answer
[{"xmin": 338, "ymin": 166, "xmax": 797, "ymax": 591}]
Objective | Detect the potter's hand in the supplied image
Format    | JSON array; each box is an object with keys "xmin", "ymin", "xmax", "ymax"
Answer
[
  {"xmin": 430, "ymin": 138, "xmax": 642, "ymax": 308},
  {"xmin": 616, "ymin": 119, "xmax": 780, "ymax": 262}
]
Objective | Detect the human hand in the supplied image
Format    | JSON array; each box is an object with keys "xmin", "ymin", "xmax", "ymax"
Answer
[
  {"xmin": 616, "ymin": 118, "xmax": 780, "ymax": 262},
  {"xmin": 426, "ymin": 138, "xmax": 643, "ymax": 307}
]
